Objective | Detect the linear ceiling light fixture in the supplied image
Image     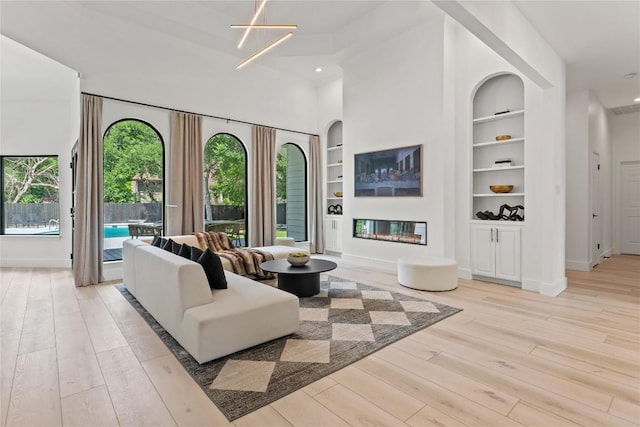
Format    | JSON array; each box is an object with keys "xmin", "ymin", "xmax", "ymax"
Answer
[
  {"xmin": 231, "ymin": 24, "xmax": 298, "ymax": 29},
  {"xmin": 237, "ymin": 0, "xmax": 269, "ymax": 49},
  {"xmin": 237, "ymin": 32, "xmax": 293, "ymax": 69}
]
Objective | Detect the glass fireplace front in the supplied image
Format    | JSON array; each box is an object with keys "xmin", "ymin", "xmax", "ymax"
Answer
[{"xmin": 353, "ymin": 218, "xmax": 427, "ymax": 245}]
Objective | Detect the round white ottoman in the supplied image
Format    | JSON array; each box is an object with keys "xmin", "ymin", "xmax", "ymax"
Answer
[
  {"xmin": 275, "ymin": 237, "xmax": 295, "ymax": 247},
  {"xmin": 398, "ymin": 256, "xmax": 458, "ymax": 291}
]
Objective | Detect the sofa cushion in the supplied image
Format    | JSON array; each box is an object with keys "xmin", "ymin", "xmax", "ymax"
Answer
[
  {"xmin": 162, "ymin": 238, "xmax": 174, "ymax": 252},
  {"xmin": 198, "ymin": 248, "xmax": 228, "ymax": 289},
  {"xmin": 178, "ymin": 243, "xmax": 192, "ymax": 259},
  {"xmin": 191, "ymin": 246, "xmax": 204, "ymax": 261}
]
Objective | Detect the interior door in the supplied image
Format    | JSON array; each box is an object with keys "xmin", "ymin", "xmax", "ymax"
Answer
[
  {"xmin": 621, "ymin": 161, "xmax": 640, "ymax": 255},
  {"xmin": 591, "ymin": 152, "xmax": 601, "ymax": 267}
]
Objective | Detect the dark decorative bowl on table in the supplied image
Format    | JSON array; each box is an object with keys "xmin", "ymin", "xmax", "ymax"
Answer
[{"xmin": 287, "ymin": 252, "xmax": 310, "ymax": 267}]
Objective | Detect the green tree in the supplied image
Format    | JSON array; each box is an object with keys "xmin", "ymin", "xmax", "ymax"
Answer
[
  {"xmin": 204, "ymin": 134, "xmax": 246, "ymax": 219},
  {"xmin": 3, "ymin": 157, "xmax": 59, "ymax": 203},
  {"xmin": 276, "ymin": 146, "xmax": 287, "ymax": 202},
  {"xmin": 103, "ymin": 120, "xmax": 163, "ymax": 203}
]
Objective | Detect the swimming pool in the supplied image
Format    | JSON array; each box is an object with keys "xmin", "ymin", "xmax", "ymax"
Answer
[{"xmin": 104, "ymin": 224, "xmax": 130, "ymax": 238}]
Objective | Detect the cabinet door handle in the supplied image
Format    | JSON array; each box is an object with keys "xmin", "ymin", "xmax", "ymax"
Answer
[
  {"xmin": 496, "ymin": 229, "xmax": 499, "ymax": 243},
  {"xmin": 491, "ymin": 228, "xmax": 494, "ymax": 242}
]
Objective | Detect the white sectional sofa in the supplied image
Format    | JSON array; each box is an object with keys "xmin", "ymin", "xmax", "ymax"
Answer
[{"xmin": 123, "ymin": 239, "xmax": 299, "ymax": 364}]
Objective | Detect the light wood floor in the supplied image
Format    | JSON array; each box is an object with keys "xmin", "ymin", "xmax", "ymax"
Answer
[{"xmin": 1, "ymin": 255, "xmax": 639, "ymax": 426}]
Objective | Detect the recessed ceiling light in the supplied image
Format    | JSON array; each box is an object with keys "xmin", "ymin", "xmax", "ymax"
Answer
[
  {"xmin": 635, "ymin": 97, "xmax": 640, "ymax": 102},
  {"xmin": 315, "ymin": 67, "xmax": 322, "ymax": 73}
]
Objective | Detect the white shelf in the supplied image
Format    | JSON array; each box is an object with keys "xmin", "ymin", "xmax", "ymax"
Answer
[
  {"xmin": 328, "ymin": 180, "xmax": 343, "ymax": 184},
  {"xmin": 473, "ymin": 137, "xmax": 524, "ymax": 148},
  {"xmin": 473, "ymin": 109, "xmax": 524, "ymax": 124},
  {"xmin": 327, "ymin": 197, "xmax": 343, "ymax": 200},
  {"xmin": 473, "ymin": 165, "xmax": 524, "ymax": 173},
  {"xmin": 328, "ymin": 163, "xmax": 343, "ymax": 168},
  {"xmin": 327, "ymin": 146, "xmax": 343, "ymax": 152},
  {"xmin": 473, "ymin": 193, "xmax": 525, "ymax": 197}
]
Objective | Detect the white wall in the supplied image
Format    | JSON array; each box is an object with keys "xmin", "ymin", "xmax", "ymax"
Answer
[
  {"xmin": 0, "ymin": 37, "xmax": 79, "ymax": 268},
  {"xmin": 565, "ymin": 90, "xmax": 590, "ymax": 270},
  {"xmin": 588, "ymin": 92, "xmax": 612, "ymax": 259},
  {"xmin": 611, "ymin": 111, "xmax": 640, "ymax": 254},
  {"xmin": 340, "ymin": 17, "xmax": 447, "ymax": 269},
  {"xmin": 565, "ymin": 90, "xmax": 613, "ymax": 270}
]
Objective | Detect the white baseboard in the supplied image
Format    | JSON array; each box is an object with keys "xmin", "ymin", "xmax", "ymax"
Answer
[
  {"xmin": 0, "ymin": 258, "xmax": 71, "ymax": 268},
  {"xmin": 565, "ymin": 259, "xmax": 590, "ymax": 271},
  {"xmin": 458, "ymin": 267, "xmax": 472, "ymax": 280},
  {"xmin": 521, "ymin": 277, "xmax": 539, "ymax": 292},
  {"xmin": 540, "ymin": 277, "xmax": 567, "ymax": 297}
]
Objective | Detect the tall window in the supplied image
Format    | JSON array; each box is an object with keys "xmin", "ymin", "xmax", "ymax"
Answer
[
  {"xmin": 203, "ymin": 133, "xmax": 247, "ymax": 246},
  {"xmin": 277, "ymin": 143, "xmax": 307, "ymax": 242},
  {"xmin": 103, "ymin": 120, "xmax": 164, "ymax": 261},
  {"xmin": 1, "ymin": 156, "xmax": 60, "ymax": 235}
]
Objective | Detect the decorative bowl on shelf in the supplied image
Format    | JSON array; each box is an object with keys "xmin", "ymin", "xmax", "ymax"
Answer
[
  {"xmin": 495, "ymin": 134, "xmax": 512, "ymax": 141},
  {"xmin": 333, "ymin": 191, "xmax": 343, "ymax": 197},
  {"xmin": 337, "ymin": 159, "xmax": 343, "ymax": 164},
  {"xmin": 287, "ymin": 252, "xmax": 310, "ymax": 267},
  {"xmin": 489, "ymin": 185, "xmax": 514, "ymax": 194}
]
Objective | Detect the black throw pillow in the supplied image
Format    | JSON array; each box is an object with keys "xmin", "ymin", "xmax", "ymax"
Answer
[
  {"xmin": 190, "ymin": 246, "xmax": 204, "ymax": 262},
  {"xmin": 197, "ymin": 248, "xmax": 227, "ymax": 290},
  {"xmin": 178, "ymin": 243, "xmax": 192, "ymax": 259},
  {"xmin": 171, "ymin": 240, "xmax": 182, "ymax": 255},
  {"xmin": 151, "ymin": 235, "xmax": 162, "ymax": 247},
  {"xmin": 162, "ymin": 238, "xmax": 175, "ymax": 252},
  {"xmin": 155, "ymin": 237, "xmax": 168, "ymax": 248}
]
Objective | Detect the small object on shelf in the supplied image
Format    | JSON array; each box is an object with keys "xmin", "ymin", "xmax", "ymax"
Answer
[
  {"xmin": 328, "ymin": 205, "xmax": 336, "ymax": 214},
  {"xmin": 337, "ymin": 159, "xmax": 343, "ymax": 163},
  {"xmin": 334, "ymin": 191, "xmax": 343, "ymax": 197},
  {"xmin": 335, "ymin": 204, "xmax": 342, "ymax": 215},
  {"xmin": 336, "ymin": 143, "xmax": 342, "ymax": 147},
  {"xmin": 495, "ymin": 134, "xmax": 511, "ymax": 141},
  {"xmin": 493, "ymin": 159, "xmax": 512, "ymax": 168},
  {"xmin": 337, "ymin": 175, "xmax": 343, "ymax": 179},
  {"xmin": 287, "ymin": 252, "xmax": 310, "ymax": 267},
  {"xmin": 489, "ymin": 185, "xmax": 513, "ymax": 194},
  {"xmin": 494, "ymin": 109, "xmax": 511, "ymax": 115}
]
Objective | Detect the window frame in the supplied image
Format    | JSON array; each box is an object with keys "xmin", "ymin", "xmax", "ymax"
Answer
[
  {"xmin": 0, "ymin": 154, "xmax": 61, "ymax": 236},
  {"xmin": 277, "ymin": 142, "xmax": 308, "ymax": 242},
  {"xmin": 203, "ymin": 132, "xmax": 249, "ymax": 245}
]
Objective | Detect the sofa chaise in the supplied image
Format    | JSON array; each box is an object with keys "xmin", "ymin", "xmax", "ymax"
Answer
[{"xmin": 122, "ymin": 239, "xmax": 299, "ymax": 364}]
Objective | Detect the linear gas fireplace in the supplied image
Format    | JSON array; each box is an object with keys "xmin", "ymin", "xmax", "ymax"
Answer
[{"xmin": 353, "ymin": 218, "xmax": 427, "ymax": 245}]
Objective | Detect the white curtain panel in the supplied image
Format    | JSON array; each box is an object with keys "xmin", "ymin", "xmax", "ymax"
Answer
[
  {"xmin": 169, "ymin": 111, "xmax": 204, "ymax": 236},
  {"xmin": 73, "ymin": 94, "xmax": 104, "ymax": 287},
  {"xmin": 250, "ymin": 125, "xmax": 276, "ymax": 247}
]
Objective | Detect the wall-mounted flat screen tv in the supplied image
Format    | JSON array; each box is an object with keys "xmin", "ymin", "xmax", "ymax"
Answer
[{"xmin": 354, "ymin": 144, "xmax": 422, "ymax": 197}]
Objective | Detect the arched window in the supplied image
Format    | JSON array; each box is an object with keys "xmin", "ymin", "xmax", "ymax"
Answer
[
  {"xmin": 103, "ymin": 119, "xmax": 164, "ymax": 261},
  {"xmin": 277, "ymin": 143, "xmax": 307, "ymax": 242},
  {"xmin": 203, "ymin": 133, "xmax": 247, "ymax": 247}
]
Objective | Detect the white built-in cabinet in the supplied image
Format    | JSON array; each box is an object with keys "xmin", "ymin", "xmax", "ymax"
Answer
[
  {"xmin": 471, "ymin": 224, "xmax": 521, "ymax": 283},
  {"xmin": 325, "ymin": 217, "xmax": 343, "ymax": 253},
  {"xmin": 471, "ymin": 74, "xmax": 524, "ymax": 286},
  {"xmin": 325, "ymin": 121, "xmax": 343, "ymax": 253}
]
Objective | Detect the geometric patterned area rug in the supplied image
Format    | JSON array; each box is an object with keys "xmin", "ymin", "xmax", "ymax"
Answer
[{"xmin": 116, "ymin": 275, "xmax": 462, "ymax": 421}]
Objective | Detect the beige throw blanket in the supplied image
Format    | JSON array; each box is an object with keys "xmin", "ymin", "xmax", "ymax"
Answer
[{"xmin": 195, "ymin": 232, "xmax": 275, "ymax": 280}]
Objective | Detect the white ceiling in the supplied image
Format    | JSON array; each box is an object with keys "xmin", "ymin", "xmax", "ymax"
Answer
[{"xmin": 1, "ymin": 0, "xmax": 639, "ymax": 109}]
